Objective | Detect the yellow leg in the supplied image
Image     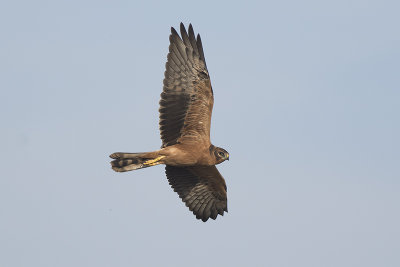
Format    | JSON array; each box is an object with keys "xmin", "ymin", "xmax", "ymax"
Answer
[{"xmin": 143, "ymin": 156, "xmax": 165, "ymax": 166}]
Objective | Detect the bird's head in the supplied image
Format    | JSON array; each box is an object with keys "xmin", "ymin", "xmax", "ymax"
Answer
[{"xmin": 212, "ymin": 146, "xmax": 230, "ymax": 164}]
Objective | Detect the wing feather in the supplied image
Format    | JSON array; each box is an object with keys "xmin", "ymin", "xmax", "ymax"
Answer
[
  {"xmin": 159, "ymin": 23, "xmax": 213, "ymax": 147},
  {"xmin": 165, "ymin": 165, "xmax": 228, "ymax": 222},
  {"xmin": 188, "ymin": 24, "xmax": 199, "ymax": 56}
]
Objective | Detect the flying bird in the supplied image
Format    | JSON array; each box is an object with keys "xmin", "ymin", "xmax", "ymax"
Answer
[{"xmin": 110, "ymin": 23, "xmax": 229, "ymax": 222}]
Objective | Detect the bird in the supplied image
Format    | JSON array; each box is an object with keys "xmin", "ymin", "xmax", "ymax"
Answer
[{"xmin": 109, "ymin": 23, "xmax": 229, "ymax": 222}]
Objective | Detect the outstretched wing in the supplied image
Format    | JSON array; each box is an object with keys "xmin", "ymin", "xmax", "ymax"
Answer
[
  {"xmin": 165, "ymin": 165, "xmax": 228, "ymax": 222},
  {"xmin": 159, "ymin": 23, "xmax": 213, "ymax": 148}
]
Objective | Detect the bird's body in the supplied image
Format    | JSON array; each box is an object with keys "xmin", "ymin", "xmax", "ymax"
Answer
[
  {"xmin": 110, "ymin": 23, "xmax": 229, "ymax": 222},
  {"xmin": 111, "ymin": 142, "xmax": 226, "ymax": 168}
]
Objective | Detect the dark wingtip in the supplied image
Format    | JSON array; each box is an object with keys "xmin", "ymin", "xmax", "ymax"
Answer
[{"xmin": 171, "ymin": 26, "xmax": 178, "ymax": 36}]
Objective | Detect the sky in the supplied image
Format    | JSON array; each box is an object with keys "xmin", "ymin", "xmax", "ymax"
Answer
[{"xmin": 1, "ymin": 0, "xmax": 399, "ymax": 266}]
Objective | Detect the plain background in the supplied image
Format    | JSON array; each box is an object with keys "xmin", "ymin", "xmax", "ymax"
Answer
[{"xmin": 1, "ymin": 0, "xmax": 399, "ymax": 266}]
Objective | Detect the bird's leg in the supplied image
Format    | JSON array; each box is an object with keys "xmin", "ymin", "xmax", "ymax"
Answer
[{"xmin": 143, "ymin": 156, "xmax": 166, "ymax": 166}]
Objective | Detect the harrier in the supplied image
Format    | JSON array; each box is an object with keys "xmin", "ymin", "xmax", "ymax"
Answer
[{"xmin": 110, "ymin": 23, "xmax": 229, "ymax": 222}]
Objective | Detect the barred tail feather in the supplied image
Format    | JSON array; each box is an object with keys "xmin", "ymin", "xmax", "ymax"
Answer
[
  {"xmin": 111, "ymin": 157, "xmax": 146, "ymax": 172},
  {"xmin": 109, "ymin": 152, "xmax": 163, "ymax": 172}
]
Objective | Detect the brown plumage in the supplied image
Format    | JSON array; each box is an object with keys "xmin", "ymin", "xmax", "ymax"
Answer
[{"xmin": 110, "ymin": 23, "xmax": 229, "ymax": 222}]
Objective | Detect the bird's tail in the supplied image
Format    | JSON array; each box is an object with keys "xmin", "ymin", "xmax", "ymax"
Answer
[{"xmin": 109, "ymin": 152, "xmax": 165, "ymax": 172}]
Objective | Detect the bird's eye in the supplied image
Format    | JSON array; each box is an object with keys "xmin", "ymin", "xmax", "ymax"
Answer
[{"xmin": 218, "ymin": 151, "xmax": 225, "ymax": 157}]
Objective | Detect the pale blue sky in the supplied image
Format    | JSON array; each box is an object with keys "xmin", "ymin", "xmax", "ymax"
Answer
[{"xmin": 1, "ymin": 0, "xmax": 399, "ymax": 266}]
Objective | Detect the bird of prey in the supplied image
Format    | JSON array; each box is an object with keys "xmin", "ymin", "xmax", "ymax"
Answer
[{"xmin": 110, "ymin": 23, "xmax": 229, "ymax": 222}]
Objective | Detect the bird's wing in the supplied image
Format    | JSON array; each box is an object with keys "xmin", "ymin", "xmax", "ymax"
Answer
[
  {"xmin": 159, "ymin": 23, "xmax": 213, "ymax": 147},
  {"xmin": 165, "ymin": 165, "xmax": 228, "ymax": 222}
]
